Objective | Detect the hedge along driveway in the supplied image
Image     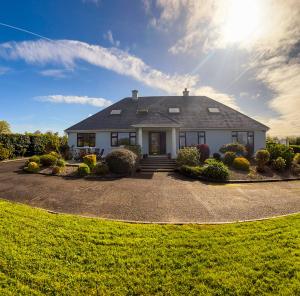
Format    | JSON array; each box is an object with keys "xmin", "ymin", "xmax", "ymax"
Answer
[{"xmin": 0, "ymin": 160, "xmax": 300, "ymax": 223}]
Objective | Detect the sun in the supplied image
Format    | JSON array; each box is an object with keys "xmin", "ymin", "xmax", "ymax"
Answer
[{"xmin": 222, "ymin": 0, "xmax": 263, "ymax": 45}]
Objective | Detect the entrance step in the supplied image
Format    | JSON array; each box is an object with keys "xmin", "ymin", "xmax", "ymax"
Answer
[{"xmin": 140, "ymin": 156, "xmax": 176, "ymax": 172}]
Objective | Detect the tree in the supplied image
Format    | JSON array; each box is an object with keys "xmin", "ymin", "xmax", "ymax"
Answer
[{"xmin": 0, "ymin": 120, "xmax": 11, "ymax": 134}]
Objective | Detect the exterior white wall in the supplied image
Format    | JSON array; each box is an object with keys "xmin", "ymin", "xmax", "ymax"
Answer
[{"xmin": 67, "ymin": 132, "xmax": 77, "ymax": 147}]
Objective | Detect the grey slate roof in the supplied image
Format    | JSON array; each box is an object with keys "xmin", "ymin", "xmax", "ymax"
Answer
[{"xmin": 65, "ymin": 96, "xmax": 269, "ymax": 131}]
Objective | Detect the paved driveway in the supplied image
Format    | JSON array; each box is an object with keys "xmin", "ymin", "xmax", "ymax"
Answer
[{"xmin": 0, "ymin": 160, "xmax": 300, "ymax": 223}]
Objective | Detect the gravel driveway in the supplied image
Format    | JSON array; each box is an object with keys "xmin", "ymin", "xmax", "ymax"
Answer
[{"xmin": 1, "ymin": 160, "xmax": 300, "ymax": 223}]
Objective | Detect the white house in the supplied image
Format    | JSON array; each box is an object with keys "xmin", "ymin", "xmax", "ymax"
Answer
[{"xmin": 65, "ymin": 89, "xmax": 269, "ymax": 158}]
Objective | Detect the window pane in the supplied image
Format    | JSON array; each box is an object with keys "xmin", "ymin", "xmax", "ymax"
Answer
[
  {"xmin": 179, "ymin": 135, "xmax": 186, "ymax": 148},
  {"xmin": 186, "ymin": 132, "xmax": 198, "ymax": 146},
  {"xmin": 88, "ymin": 134, "xmax": 95, "ymax": 147},
  {"xmin": 118, "ymin": 132, "xmax": 130, "ymax": 145},
  {"xmin": 130, "ymin": 136, "xmax": 136, "ymax": 145},
  {"xmin": 111, "ymin": 137, "xmax": 118, "ymax": 146}
]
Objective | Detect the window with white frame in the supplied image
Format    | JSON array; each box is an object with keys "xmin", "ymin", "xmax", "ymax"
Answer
[
  {"xmin": 179, "ymin": 131, "xmax": 205, "ymax": 148},
  {"xmin": 77, "ymin": 133, "xmax": 96, "ymax": 147},
  {"xmin": 232, "ymin": 131, "xmax": 254, "ymax": 148},
  {"xmin": 111, "ymin": 132, "xmax": 136, "ymax": 146}
]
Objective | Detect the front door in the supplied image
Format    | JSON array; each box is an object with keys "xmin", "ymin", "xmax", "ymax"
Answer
[{"xmin": 149, "ymin": 132, "xmax": 166, "ymax": 155}]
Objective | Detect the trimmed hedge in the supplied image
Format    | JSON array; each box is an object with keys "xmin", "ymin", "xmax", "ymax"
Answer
[
  {"xmin": 272, "ymin": 157, "xmax": 286, "ymax": 171},
  {"xmin": 25, "ymin": 162, "xmax": 40, "ymax": 173},
  {"xmin": 93, "ymin": 162, "xmax": 109, "ymax": 176},
  {"xmin": 0, "ymin": 133, "xmax": 67, "ymax": 159},
  {"xmin": 255, "ymin": 149, "xmax": 270, "ymax": 172},
  {"xmin": 232, "ymin": 157, "xmax": 250, "ymax": 171},
  {"xmin": 266, "ymin": 143, "xmax": 294, "ymax": 167},
  {"xmin": 201, "ymin": 160, "xmax": 229, "ymax": 181},
  {"xmin": 40, "ymin": 154, "xmax": 57, "ymax": 167},
  {"xmin": 180, "ymin": 165, "xmax": 202, "ymax": 178},
  {"xmin": 223, "ymin": 152, "xmax": 236, "ymax": 166},
  {"xmin": 219, "ymin": 143, "xmax": 246, "ymax": 156},
  {"xmin": 77, "ymin": 163, "xmax": 90, "ymax": 177},
  {"xmin": 197, "ymin": 144, "xmax": 210, "ymax": 163},
  {"xmin": 106, "ymin": 149, "xmax": 137, "ymax": 175}
]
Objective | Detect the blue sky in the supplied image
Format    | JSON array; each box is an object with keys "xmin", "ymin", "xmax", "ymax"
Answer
[{"xmin": 0, "ymin": 0, "xmax": 299, "ymax": 135}]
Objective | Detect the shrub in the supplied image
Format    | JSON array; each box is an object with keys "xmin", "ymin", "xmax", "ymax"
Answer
[
  {"xmin": 30, "ymin": 155, "xmax": 40, "ymax": 163},
  {"xmin": 272, "ymin": 157, "xmax": 286, "ymax": 171},
  {"xmin": 49, "ymin": 151, "xmax": 60, "ymax": 159},
  {"xmin": 40, "ymin": 154, "xmax": 57, "ymax": 167},
  {"xmin": 255, "ymin": 149, "xmax": 270, "ymax": 172},
  {"xmin": 0, "ymin": 145, "xmax": 10, "ymax": 160},
  {"xmin": 77, "ymin": 163, "xmax": 90, "ymax": 177},
  {"xmin": 25, "ymin": 161, "xmax": 40, "ymax": 173},
  {"xmin": 106, "ymin": 149, "xmax": 137, "ymax": 175},
  {"xmin": 197, "ymin": 144, "xmax": 210, "ymax": 163},
  {"xmin": 232, "ymin": 157, "xmax": 250, "ymax": 171},
  {"xmin": 93, "ymin": 162, "xmax": 109, "ymax": 176},
  {"xmin": 52, "ymin": 166, "xmax": 62, "ymax": 175},
  {"xmin": 245, "ymin": 143, "xmax": 254, "ymax": 158},
  {"xmin": 201, "ymin": 160, "xmax": 229, "ymax": 181},
  {"xmin": 56, "ymin": 159, "xmax": 66, "ymax": 167},
  {"xmin": 83, "ymin": 154, "xmax": 97, "ymax": 169},
  {"xmin": 219, "ymin": 143, "xmax": 246, "ymax": 156},
  {"xmin": 266, "ymin": 143, "xmax": 294, "ymax": 167},
  {"xmin": 213, "ymin": 152, "xmax": 221, "ymax": 161},
  {"xmin": 223, "ymin": 152, "xmax": 236, "ymax": 166},
  {"xmin": 124, "ymin": 145, "xmax": 142, "ymax": 160},
  {"xmin": 293, "ymin": 153, "xmax": 300, "ymax": 165},
  {"xmin": 176, "ymin": 147, "xmax": 200, "ymax": 167},
  {"xmin": 290, "ymin": 145, "xmax": 300, "ymax": 154},
  {"xmin": 180, "ymin": 165, "xmax": 202, "ymax": 178}
]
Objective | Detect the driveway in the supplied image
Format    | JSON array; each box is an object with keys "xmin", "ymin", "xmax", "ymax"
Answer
[{"xmin": 0, "ymin": 160, "xmax": 300, "ymax": 223}]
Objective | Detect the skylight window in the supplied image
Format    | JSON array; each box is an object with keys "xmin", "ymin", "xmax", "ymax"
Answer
[
  {"xmin": 169, "ymin": 107, "xmax": 180, "ymax": 113},
  {"xmin": 208, "ymin": 107, "xmax": 220, "ymax": 113},
  {"xmin": 110, "ymin": 109, "xmax": 122, "ymax": 115},
  {"xmin": 137, "ymin": 108, "xmax": 148, "ymax": 114}
]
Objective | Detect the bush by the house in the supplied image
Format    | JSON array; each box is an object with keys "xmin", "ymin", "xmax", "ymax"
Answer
[
  {"xmin": 290, "ymin": 145, "xmax": 300, "ymax": 154},
  {"xmin": 213, "ymin": 152, "xmax": 221, "ymax": 161},
  {"xmin": 106, "ymin": 149, "xmax": 137, "ymax": 175},
  {"xmin": 266, "ymin": 143, "xmax": 294, "ymax": 167},
  {"xmin": 40, "ymin": 154, "xmax": 57, "ymax": 167},
  {"xmin": 124, "ymin": 145, "xmax": 142, "ymax": 160},
  {"xmin": 291, "ymin": 153, "xmax": 300, "ymax": 175},
  {"xmin": 56, "ymin": 159, "xmax": 66, "ymax": 168},
  {"xmin": 93, "ymin": 162, "xmax": 109, "ymax": 176},
  {"xmin": 25, "ymin": 161, "xmax": 40, "ymax": 173},
  {"xmin": 293, "ymin": 153, "xmax": 300, "ymax": 165},
  {"xmin": 232, "ymin": 157, "xmax": 250, "ymax": 171},
  {"xmin": 255, "ymin": 149, "xmax": 270, "ymax": 172},
  {"xmin": 0, "ymin": 144, "xmax": 10, "ymax": 161},
  {"xmin": 77, "ymin": 163, "xmax": 90, "ymax": 177},
  {"xmin": 49, "ymin": 151, "xmax": 60, "ymax": 159},
  {"xmin": 201, "ymin": 160, "xmax": 229, "ymax": 181},
  {"xmin": 197, "ymin": 144, "xmax": 210, "ymax": 163},
  {"xmin": 272, "ymin": 157, "xmax": 286, "ymax": 172},
  {"xmin": 219, "ymin": 143, "xmax": 246, "ymax": 156},
  {"xmin": 83, "ymin": 154, "xmax": 97, "ymax": 169},
  {"xmin": 245, "ymin": 143, "xmax": 254, "ymax": 158},
  {"xmin": 176, "ymin": 147, "xmax": 200, "ymax": 167},
  {"xmin": 223, "ymin": 151, "xmax": 236, "ymax": 166},
  {"xmin": 52, "ymin": 166, "xmax": 62, "ymax": 175},
  {"xmin": 180, "ymin": 165, "xmax": 202, "ymax": 178}
]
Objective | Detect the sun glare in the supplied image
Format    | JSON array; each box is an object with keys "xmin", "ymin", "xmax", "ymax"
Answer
[{"xmin": 222, "ymin": 0, "xmax": 263, "ymax": 45}]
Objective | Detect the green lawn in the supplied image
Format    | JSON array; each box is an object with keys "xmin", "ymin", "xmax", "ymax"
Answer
[{"xmin": 0, "ymin": 200, "xmax": 299, "ymax": 295}]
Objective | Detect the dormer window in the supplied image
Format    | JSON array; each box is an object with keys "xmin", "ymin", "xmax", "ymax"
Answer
[
  {"xmin": 137, "ymin": 108, "xmax": 148, "ymax": 114},
  {"xmin": 169, "ymin": 107, "xmax": 180, "ymax": 113},
  {"xmin": 208, "ymin": 107, "xmax": 220, "ymax": 113},
  {"xmin": 110, "ymin": 109, "xmax": 122, "ymax": 115}
]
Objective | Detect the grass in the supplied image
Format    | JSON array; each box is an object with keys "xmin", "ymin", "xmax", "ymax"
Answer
[{"xmin": 0, "ymin": 200, "xmax": 299, "ymax": 295}]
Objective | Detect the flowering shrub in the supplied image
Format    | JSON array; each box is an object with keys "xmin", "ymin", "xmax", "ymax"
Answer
[
  {"xmin": 77, "ymin": 163, "xmax": 90, "ymax": 177},
  {"xmin": 219, "ymin": 143, "xmax": 246, "ymax": 156},
  {"xmin": 272, "ymin": 157, "xmax": 286, "ymax": 171},
  {"xmin": 201, "ymin": 160, "xmax": 229, "ymax": 181},
  {"xmin": 176, "ymin": 147, "xmax": 200, "ymax": 167}
]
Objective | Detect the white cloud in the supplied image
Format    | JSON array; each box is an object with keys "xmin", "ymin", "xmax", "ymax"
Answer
[
  {"xmin": 39, "ymin": 69, "xmax": 69, "ymax": 78},
  {"xmin": 36, "ymin": 95, "xmax": 112, "ymax": 108},
  {"xmin": 103, "ymin": 30, "xmax": 120, "ymax": 47}
]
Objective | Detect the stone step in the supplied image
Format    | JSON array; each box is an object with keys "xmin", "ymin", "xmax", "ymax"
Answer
[{"xmin": 140, "ymin": 168, "xmax": 175, "ymax": 172}]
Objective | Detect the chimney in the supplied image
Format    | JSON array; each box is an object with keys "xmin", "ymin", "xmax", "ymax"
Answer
[
  {"xmin": 183, "ymin": 88, "xmax": 189, "ymax": 96},
  {"xmin": 132, "ymin": 89, "xmax": 138, "ymax": 101}
]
